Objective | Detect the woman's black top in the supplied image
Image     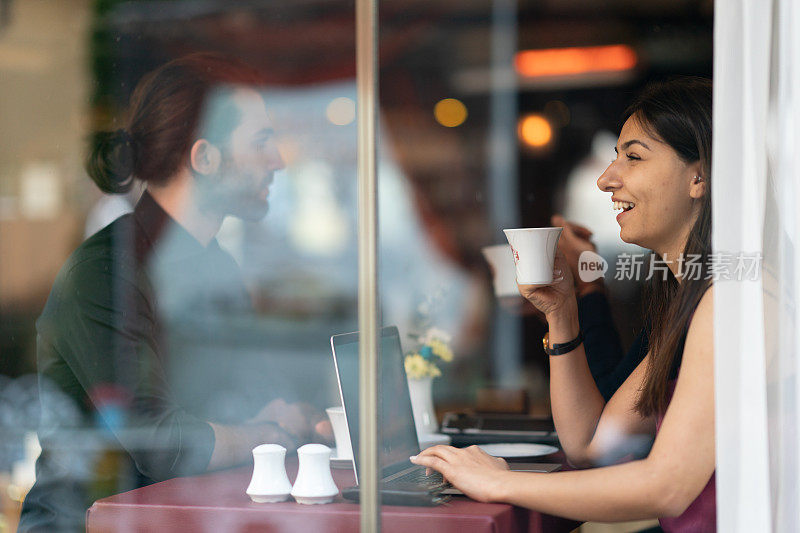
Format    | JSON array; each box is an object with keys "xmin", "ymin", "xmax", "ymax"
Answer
[{"xmin": 578, "ymin": 291, "xmax": 649, "ymax": 400}]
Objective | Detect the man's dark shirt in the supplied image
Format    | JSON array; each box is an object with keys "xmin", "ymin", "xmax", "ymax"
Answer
[{"xmin": 19, "ymin": 192, "xmax": 252, "ymax": 532}]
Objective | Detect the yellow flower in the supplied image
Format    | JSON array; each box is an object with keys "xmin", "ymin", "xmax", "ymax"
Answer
[
  {"xmin": 404, "ymin": 353, "xmax": 441, "ymax": 379},
  {"xmin": 429, "ymin": 339, "xmax": 454, "ymax": 362},
  {"xmin": 404, "ymin": 353, "xmax": 427, "ymax": 379}
]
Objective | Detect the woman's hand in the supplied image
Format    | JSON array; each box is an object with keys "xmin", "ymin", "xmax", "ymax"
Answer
[
  {"xmin": 550, "ymin": 214, "xmax": 604, "ymax": 298},
  {"xmin": 410, "ymin": 445, "xmax": 510, "ymax": 503},
  {"xmin": 517, "ymin": 250, "xmax": 576, "ymax": 318}
]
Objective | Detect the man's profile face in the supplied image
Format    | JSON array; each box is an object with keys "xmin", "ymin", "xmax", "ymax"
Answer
[{"xmin": 196, "ymin": 87, "xmax": 285, "ymax": 221}]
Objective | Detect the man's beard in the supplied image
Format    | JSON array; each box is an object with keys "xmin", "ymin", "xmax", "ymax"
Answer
[{"xmin": 195, "ymin": 163, "xmax": 271, "ymax": 222}]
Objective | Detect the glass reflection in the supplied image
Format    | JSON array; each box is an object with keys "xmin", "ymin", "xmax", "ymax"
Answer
[
  {"xmin": 20, "ymin": 53, "xmax": 339, "ymax": 531},
  {"xmin": 0, "ymin": 0, "xmax": 715, "ymax": 530}
]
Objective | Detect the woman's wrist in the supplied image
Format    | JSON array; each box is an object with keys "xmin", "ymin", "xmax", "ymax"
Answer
[
  {"xmin": 545, "ymin": 300, "xmax": 580, "ymax": 344},
  {"xmin": 490, "ymin": 470, "xmax": 514, "ymax": 503}
]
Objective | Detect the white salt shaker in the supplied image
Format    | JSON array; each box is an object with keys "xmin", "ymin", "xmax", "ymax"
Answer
[
  {"xmin": 246, "ymin": 444, "xmax": 293, "ymax": 503},
  {"xmin": 291, "ymin": 444, "xmax": 339, "ymax": 504}
]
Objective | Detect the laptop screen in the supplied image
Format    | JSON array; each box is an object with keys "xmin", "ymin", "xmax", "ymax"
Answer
[{"xmin": 331, "ymin": 326, "xmax": 421, "ymax": 481}]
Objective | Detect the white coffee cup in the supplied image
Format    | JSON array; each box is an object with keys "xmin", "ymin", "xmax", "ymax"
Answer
[
  {"xmin": 325, "ymin": 406, "xmax": 353, "ymax": 461},
  {"xmin": 502, "ymin": 227, "xmax": 563, "ymax": 285},
  {"xmin": 481, "ymin": 244, "xmax": 520, "ymax": 297}
]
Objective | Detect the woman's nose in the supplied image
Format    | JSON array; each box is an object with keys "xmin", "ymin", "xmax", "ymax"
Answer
[{"xmin": 597, "ymin": 161, "xmax": 622, "ymax": 192}]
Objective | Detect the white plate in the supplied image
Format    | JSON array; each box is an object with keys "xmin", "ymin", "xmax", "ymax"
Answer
[{"xmin": 477, "ymin": 443, "xmax": 559, "ymax": 458}]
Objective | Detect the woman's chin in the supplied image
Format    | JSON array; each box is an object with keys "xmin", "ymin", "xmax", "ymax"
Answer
[{"xmin": 618, "ymin": 230, "xmax": 639, "ymax": 247}]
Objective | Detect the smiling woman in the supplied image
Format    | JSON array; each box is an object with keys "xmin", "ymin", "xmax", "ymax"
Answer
[
  {"xmin": 608, "ymin": 79, "xmax": 712, "ymax": 418},
  {"xmin": 412, "ymin": 78, "xmax": 716, "ymax": 531}
]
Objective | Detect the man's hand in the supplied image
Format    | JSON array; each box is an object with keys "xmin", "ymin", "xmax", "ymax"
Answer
[
  {"xmin": 249, "ymin": 399, "xmax": 333, "ymax": 445},
  {"xmin": 551, "ymin": 214, "xmax": 604, "ymax": 298}
]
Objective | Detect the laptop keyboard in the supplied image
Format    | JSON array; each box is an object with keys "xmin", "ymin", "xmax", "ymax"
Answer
[{"xmin": 392, "ymin": 468, "xmax": 446, "ymax": 487}]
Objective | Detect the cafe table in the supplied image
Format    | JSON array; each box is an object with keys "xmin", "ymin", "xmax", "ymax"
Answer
[{"xmin": 86, "ymin": 458, "xmax": 580, "ymax": 533}]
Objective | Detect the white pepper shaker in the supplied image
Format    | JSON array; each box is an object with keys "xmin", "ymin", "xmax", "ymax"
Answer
[
  {"xmin": 246, "ymin": 444, "xmax": 293, "ymax": 503},
  {"xmin": 291, "ymin": 444, "xmax": 339, "ymax": 504}
]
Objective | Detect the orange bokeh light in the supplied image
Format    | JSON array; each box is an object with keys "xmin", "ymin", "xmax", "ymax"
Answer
[
  {"xmin": 514, "ymin": 44, "xmax": 637, "ymax": 78},
  {"xmin": 518, "ymin": 114, "xmax": 552, "ymax": 148}
]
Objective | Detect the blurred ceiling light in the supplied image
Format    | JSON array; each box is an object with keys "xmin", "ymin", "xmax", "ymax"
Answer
[
  {"xmin": 325, "ymin": 97, "xmax": 355, "ymax": 126},
  {"xmin": 514, "ymin": 45, "xmax": 637, "ymax": 78},
  {"xmin": 518, "ymin": 114, "xmax": 552, "ymax": 148},
  {"xmin": 434, "ymin": 98, "xmax": 468, "ymax": 127}
]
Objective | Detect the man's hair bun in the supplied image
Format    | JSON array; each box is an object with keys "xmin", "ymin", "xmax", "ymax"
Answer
[{"xmin": 85, "ymin": 129, "xmax": 136, "ymax": 194}]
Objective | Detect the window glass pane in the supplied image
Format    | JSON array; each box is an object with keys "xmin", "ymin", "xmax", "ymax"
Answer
[
  {"xmin": 0, "ymin": 0, "xmax": 714, "ymax": 530},
  {"xmin": 377, "ymin": 0, "xmax": 711, "ymax": 528},
  {"xmin": 0, "ymin": 1, "xmax": 363, "ymax": 530}
]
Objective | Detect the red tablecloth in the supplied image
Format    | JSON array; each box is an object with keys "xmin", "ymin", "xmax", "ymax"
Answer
[{"xmin": 86, "ymin": 460, "xmax": 579, "ymax": 533}]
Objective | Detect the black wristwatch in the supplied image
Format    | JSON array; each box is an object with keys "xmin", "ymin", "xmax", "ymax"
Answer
[{"xmin": 542, "ymin": 331, "xmax": 584, "ymax": 356}]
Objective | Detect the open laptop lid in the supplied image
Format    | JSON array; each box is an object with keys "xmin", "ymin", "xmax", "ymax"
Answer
[{"xmin": 331, "ymin": 326, "xmax": 421, "ymax": 484}]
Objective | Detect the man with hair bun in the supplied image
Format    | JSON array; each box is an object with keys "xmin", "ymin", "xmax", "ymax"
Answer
[{"xmin": 19, "ymin": 53, "xmax": 330, "ymax": 532}]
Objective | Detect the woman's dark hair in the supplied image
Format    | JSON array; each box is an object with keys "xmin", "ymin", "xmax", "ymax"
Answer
[
  {"xmin": 625, "ymin": 77, "xmax": 713, "ymax": 417},
  {"xmin": 86, "ymin": 53, "xmax": 266, "ymax": 194}
]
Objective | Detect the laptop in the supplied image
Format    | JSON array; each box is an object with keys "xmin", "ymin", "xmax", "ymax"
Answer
[{"xmin": 330, "ymin": 326, "xmax": 560, "ymax": 496}]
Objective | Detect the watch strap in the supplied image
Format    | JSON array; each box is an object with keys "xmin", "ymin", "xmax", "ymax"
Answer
[{"xmin": 543, "ymin": 331, "xmax": 584, "ymax": 356}]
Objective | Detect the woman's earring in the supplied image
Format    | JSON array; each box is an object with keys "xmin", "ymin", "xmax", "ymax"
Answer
[{"xmin": 693, "ymin": 175, "xmax": 703, "ymax": 183}]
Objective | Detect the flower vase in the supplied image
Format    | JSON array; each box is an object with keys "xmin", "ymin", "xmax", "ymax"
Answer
[{"xmin": 407, "ymin": 376, "xmax": 438, "ymax": 436}]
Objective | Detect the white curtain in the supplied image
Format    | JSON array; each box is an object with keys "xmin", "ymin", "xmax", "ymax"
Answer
[{"xmin": 714, "ymin": 0, "xmax": 800, "ymax": 531}]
